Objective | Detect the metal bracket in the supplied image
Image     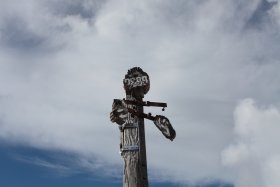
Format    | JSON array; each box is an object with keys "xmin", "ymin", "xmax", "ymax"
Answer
[
  {"xmin": 119, "ymin": 122, "xmax": 138, "ymax": 131},
  {"xmin": 121, "ymin": 145, "xmax": 139, "ymax": 152}
]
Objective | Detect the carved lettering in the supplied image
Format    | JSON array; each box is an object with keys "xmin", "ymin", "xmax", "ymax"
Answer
[{"xmin": 124, "ymin": 76, "xmax": 149, "ymax": 88}]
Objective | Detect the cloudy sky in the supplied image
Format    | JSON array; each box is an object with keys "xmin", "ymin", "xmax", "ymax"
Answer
[{"xmin": 0, "ymin": 0, "xmax": 280, "ymax": 186}]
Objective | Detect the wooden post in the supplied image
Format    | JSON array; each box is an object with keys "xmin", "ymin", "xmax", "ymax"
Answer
[
  {"xmin": 121, "ymin": 67, "xmax": 150, "ymax": 187},
  {"xmin": 122, "ymin": 94, "xmax": 139, "ymax": 187},
  {"xmin": 121, "ymin": 94, "xmax": 148, "ymax": 187},
  {"xmin": 110, "ymin": 67, "xmax": 175, "ymax": 187}
]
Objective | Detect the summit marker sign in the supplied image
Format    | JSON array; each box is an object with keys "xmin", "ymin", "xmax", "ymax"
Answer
[{"xmin": 110, "ymin": 67, "xmax": 176, "ymax": 187}]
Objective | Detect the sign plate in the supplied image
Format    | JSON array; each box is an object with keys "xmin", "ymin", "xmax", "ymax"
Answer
[
  {"xmin": 123, "ymin": 76, "xmax": 149, "ymax": 88},
  {"xmin": 123, "ymin": 67, "xmax": 150, "ymax": 95}
]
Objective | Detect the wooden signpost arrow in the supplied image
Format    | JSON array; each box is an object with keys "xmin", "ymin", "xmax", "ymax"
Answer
[{"xmin": 110, "ymin": 67, "xmax": 176, "ymax": 187}]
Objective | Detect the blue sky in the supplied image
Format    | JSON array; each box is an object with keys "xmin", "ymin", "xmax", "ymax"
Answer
[
  {"xmin": 0, "ymin": 146, "xmax": 232, "ymax": 187},
  {"xmin": 1, "ymin": 0, "xmax": 280, "ymax": 187}
]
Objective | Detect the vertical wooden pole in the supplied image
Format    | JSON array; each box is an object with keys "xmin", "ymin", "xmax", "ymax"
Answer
[
  {"xmin": 122, "ymin": 94, "xmax": 140, "ymax": 187},
  {"xmin": 122, "ymin": 95, "xmax": 148, "ymax": 187},
  {"xmin": 113, "ymin": 67, "xmax": 150, "ymax": 187},
  {"xmin": 111, "ymin": 67, "xmax": 175, "ymax": 187}
]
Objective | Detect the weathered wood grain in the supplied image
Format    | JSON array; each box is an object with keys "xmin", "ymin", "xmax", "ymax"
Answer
[{"xmin": 122, "ymin": 94, "xmax": 148, "ymax": 187}]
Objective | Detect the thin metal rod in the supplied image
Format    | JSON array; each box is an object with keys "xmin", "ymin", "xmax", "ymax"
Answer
[{"xmin": 124, "ymin": 99, "xmax": 167, "ymax": 108}]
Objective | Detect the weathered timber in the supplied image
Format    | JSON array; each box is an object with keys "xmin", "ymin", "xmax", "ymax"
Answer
[
  {"xmin": 122, "ymin": 94, "xmax": 140, "ymax": 187},
  {"xmin": 122, "ymin": 95, "xmax": 148, "ymax": 187},
  {"xmin": 110, "ymin": 67, "xmax": 176, "ymax": 187}
]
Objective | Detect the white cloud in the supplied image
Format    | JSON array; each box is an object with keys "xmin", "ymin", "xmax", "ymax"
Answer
[
  {"xmin": 222, "ymin": 99, "xmax": 280, "ymax": 187},
  {"xmin": 0, "ymin": 0, "xmax": 280, "ymax": 186}
]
